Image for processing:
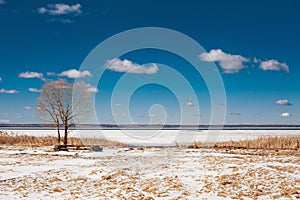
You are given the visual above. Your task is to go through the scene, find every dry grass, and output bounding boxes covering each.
[189,136,300,150]
[0,131,127,147]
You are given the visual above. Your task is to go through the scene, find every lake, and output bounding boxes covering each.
[2,128,300,146]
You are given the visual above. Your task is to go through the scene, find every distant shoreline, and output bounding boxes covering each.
[0,124,300,130]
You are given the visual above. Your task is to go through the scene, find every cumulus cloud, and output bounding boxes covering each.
[0,0,5,5]
[0,89,18,94]
[280,112,291,117]
[85,85,99,93]
[38,3,81,15]
[259,59,289,73]
[28,88,41,93]
[275,99,291,106]
[19,71,44,79]
[0,119,10,123]
[105,58,158,74]
[75,81,99,93]
[199,49,249,74]
[200,49,289,74]
[24,106,32,110]
[58,69,92,78]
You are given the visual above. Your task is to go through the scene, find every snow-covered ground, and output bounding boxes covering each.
[2,129,300,146]
[0,146,299,199]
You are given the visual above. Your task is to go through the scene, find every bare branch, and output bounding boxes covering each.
[37,79,93,145]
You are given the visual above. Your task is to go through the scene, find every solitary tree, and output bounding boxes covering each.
[37,79,93,145]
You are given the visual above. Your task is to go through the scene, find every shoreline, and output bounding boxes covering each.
[1,132,299,152]
[1,129,300,147]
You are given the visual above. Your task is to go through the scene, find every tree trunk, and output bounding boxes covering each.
[57,125,61,144]
[63,125,68,145]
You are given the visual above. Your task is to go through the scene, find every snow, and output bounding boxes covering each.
[0,146,299,199]
[2,129,300,146]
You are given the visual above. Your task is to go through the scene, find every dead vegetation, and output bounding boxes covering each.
[189,136,300,150]
[0,143,299,199]
[1,130,300,151]
[0,131,127,147]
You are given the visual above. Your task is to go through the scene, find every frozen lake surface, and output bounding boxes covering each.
[2,129,300,146]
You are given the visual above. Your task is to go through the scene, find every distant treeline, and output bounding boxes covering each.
[0,124,300,130]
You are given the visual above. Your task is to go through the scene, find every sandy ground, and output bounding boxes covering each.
[0,146,299,200]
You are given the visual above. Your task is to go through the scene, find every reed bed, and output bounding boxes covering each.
[1,130,299,150]
[189,136,300,150]
[0,131,127,147]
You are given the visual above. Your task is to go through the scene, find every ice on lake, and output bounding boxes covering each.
[2,129,300,146]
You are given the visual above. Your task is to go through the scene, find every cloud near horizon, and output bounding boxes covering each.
[280,112,291,117]
[58,69,92,78]
[275,99,291,106]
[185,98,194,106]
[24,106,32,110]
[38,3,82,15]
[199,49,249,74]
[0,0,5,5]
[105,58,158,74]
[0,89,18,94]
[230,112,242,116]
[19,71,44,79]
[0,119,10,123]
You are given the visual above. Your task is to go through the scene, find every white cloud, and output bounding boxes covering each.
[38,3,82,15]
[199,49,249,74]
[38,7,47,13]
[48,18,74,23]
[148,113,155,118]
[185,99,194,106]
[280,112,291,117]
[0,77,2,81]
[200,49,289,74]
[75,81,99,93]
[253,57,259,64]
[275,99,291,106]
[86,85,99,93]
[230,112,241,116]
[105,58,158,74]
[0,89,18,94]
[19,71,44,79]
[59,69,92,78]
[24,106,32,110]
[0,0,5,5]
[28,88,40,93]
[259,59,289,73]
[46,72,55,76]
[0,119,10,123]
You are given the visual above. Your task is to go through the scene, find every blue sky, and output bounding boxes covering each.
[0,0,299,125]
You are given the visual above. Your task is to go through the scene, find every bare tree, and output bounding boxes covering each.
[37,81,62,144]
[37,79,93,145]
